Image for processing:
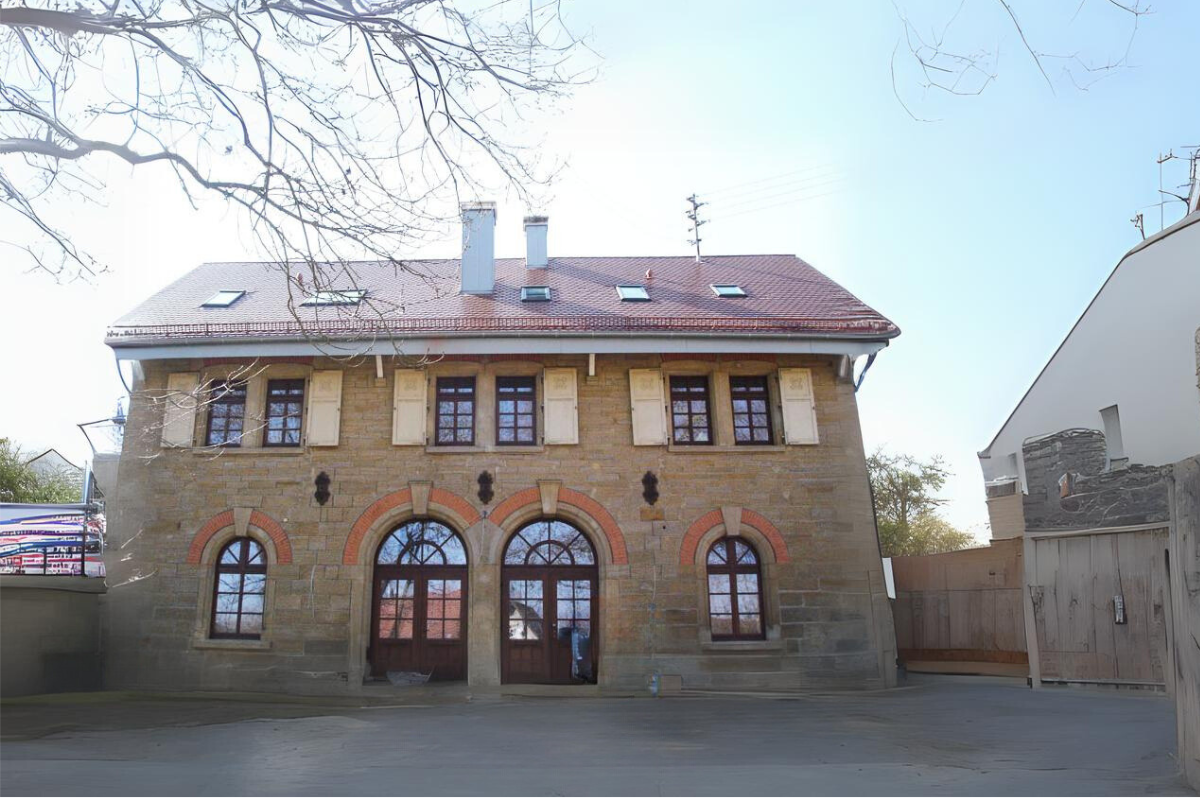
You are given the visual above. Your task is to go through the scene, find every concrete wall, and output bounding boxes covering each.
[1021,430,1170,531]
[104,353,895,696]
[979,211,1200,486]
[0,576,104,697]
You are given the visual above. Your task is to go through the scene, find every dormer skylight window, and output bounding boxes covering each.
[521,286,551,302]
[711,284,747,298]
[201,290,246,308]
[616,285,650,302]
[300,289,366,307]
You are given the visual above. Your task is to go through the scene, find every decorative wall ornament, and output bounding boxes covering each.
[477,470,495,505]
[313,471,331,506]
[642,471,659,506]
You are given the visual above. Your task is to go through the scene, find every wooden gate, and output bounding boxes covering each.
[1025,526,1169,687]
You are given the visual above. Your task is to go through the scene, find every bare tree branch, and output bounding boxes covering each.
[0,0,594,284]
[891,0,1150,117]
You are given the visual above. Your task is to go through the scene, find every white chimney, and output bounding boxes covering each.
[524,215,548,268]
[460,201,496,294]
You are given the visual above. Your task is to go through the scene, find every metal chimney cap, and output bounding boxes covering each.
[523,215,549,226]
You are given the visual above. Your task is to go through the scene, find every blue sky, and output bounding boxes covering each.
[2,0,1196,535]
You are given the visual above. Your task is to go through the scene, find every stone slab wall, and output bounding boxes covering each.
[1022,429,1169,530]
[104,353,895,695]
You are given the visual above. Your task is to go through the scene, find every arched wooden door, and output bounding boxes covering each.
[501,520,598,684]
[370,520,468,681]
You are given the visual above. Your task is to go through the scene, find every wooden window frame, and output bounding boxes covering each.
[263,378,305,448]
[210,538,267,640]
[729,375,775,446]
[706,537,766,641]
[205,380,248,448]
[496,376,537,446]
[668,375,714,445]
[435,376,477,446]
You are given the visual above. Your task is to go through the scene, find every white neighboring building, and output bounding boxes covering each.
[978,206,1200,494]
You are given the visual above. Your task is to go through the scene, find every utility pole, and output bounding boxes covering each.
[685,193,707,262]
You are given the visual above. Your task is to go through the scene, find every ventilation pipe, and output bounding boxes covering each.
[460,202,496,294]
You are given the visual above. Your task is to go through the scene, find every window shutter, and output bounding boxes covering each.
[629,368,667,446]
[161,372,200,448]
[392,369,427,445]
[778,368,819,444]
[306,370,343,446]
[543,368,579,445]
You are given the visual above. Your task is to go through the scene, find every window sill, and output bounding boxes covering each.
[700,639,785,654]
[190,446,307,456]
[425,444,546,454]
[667,444,787,453]
[193,637,272,651]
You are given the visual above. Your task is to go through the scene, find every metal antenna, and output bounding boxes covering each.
[685,193,707,262]
[1130,212,1144,241]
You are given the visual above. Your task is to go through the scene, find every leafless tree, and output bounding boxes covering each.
[0,0,591,282]
[892,0,1151,121]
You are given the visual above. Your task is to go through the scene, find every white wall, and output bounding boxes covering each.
[980,212,1200,484]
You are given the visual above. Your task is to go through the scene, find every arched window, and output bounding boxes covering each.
[706,537,764,640]
[211,538,267,639]
[503,520,595,565]
[376,520,467,566]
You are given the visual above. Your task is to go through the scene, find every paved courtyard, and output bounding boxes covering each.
[0,676,1190,796]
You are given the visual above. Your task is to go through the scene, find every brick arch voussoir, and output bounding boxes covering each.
[679,508,790,565]
[186,509,293,565]
[342,487,482,566]
[487,487,628,565]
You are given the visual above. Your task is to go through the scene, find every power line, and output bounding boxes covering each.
[707,170,842,207]
[704,163,834,197]
[719,188,844,221]
[709,175,844,212]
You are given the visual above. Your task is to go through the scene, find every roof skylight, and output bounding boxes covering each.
[616,285,650,302]
[201,290,246,308]
[711,284,747,298]
[300,289,367,307]
[521,286,551,302]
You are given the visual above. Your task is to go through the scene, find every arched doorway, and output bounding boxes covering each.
[370,519,468,681]
[501,519,598,684]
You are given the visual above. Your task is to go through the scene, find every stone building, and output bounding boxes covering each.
[102,205,900,695]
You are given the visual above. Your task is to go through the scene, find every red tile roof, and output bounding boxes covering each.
[106,255,899,344]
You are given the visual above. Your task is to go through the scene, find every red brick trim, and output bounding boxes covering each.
[740,509,790,563]
[341,487,482,565]
[679,510,723,566]
[430,488,483,528]
[186,509,293,565]
[487,487,540,528]
[488,487,629,565]
[679,508,790,565]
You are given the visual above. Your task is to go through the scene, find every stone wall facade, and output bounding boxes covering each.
[1021,429,1169,531]
[104,352,896,695]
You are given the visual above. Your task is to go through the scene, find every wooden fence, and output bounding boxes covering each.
[1167,456,1200,790]
[892,537,1027,673]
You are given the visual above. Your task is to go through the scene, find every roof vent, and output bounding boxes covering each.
[524,215,548,269]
